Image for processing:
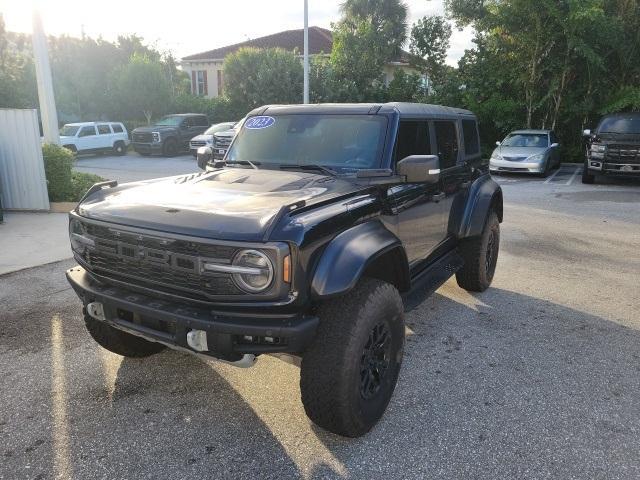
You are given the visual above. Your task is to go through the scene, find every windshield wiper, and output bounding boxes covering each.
[227,159,260,169]
[279,164,338,177]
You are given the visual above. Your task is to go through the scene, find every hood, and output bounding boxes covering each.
[133,125,177,133]
[77,168,363,241]
[190,134,213,142]
[214,129,236,139]
[494,146,547,159]
[59,135,74,141]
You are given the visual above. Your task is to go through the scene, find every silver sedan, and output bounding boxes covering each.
[490,129,561,176]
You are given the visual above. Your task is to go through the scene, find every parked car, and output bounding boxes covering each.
[211,122,243,161]
[60,122,129,155]
[66,102,502,438]
[490,129,561,176]
[582,112,640,184]
[189,122,236,157]
[131,114,209,157]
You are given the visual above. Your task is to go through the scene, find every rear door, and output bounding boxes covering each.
[389,120,448,267]
[96,124,113,149]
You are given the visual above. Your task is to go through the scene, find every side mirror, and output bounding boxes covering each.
[582,129,591,137]
[550,142,559,148]
[496,141,501,146]
[196,146,213,170]
[397,155,440,184]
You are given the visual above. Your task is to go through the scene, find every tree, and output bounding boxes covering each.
[409,15,452,85]
[386,69,426,102]
[114,53,171,124]
[330,0,408,98]
[223,47,303,111]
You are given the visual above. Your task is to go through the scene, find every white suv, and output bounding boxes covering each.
[60,122,130,155]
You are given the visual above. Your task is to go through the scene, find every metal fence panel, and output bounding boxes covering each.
[0,108,50,210]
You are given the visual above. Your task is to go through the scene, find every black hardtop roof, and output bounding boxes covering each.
[250,103,476,120]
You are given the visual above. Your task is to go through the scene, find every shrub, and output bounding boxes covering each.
[42,144,105,202]
[42,143,74,201]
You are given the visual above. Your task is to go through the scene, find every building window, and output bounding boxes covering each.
[217,70,223,96]
[195,70,208,96]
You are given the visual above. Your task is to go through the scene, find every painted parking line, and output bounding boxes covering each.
[565,165,581,185]
[544,168,563,184]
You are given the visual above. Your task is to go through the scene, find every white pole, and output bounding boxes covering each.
[32,11,60,145]
[303,0,309,104]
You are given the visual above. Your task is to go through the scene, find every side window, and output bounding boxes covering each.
[97,124,111,135]
[550,131,558,144]
[434,121,459,169]
[111,124,123,133]
[78,126,96,137]
[182,118,192,128]
[393,121,431,164]
[461,120,479,156]
[195,116,209,127]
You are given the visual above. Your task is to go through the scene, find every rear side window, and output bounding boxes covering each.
[97,124,111,135]
[394,121,431,163]
[434,121,459,169]
[197,116,209,126]
[462,120,479,156]
[111,124,123,133]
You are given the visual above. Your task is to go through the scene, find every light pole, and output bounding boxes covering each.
[303,0,309,104]
[32,11,60,145]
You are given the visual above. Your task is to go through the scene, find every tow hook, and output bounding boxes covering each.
[86,301,106,321]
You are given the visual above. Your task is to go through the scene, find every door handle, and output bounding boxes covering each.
[433,192,446,202]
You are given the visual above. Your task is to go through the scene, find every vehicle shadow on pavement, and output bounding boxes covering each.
[309,284,640,479]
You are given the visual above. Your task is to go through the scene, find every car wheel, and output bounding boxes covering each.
[581,161,595,184]
[539,159,551,178]
[84,315,165,357]
[456,209,500,292]
[300,278,404,437]
[63,144,77,154]
[162,138,178,157]
[113,141,126,156]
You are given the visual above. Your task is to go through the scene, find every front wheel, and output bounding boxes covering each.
[162,138,179,157]
[300,278,404,437]
[456,210,500,292]
[113,141,126,156]
[582,162,595,184]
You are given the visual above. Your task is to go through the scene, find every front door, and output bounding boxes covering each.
[75,125,98,151]
[389,120,448,267]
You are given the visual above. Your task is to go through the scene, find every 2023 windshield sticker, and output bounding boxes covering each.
[245,116,275,129]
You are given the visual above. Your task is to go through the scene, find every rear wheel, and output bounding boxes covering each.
[456,210,500,292]
[112,141,126,156]
[162,138,179,157]
[300,278,404,437]
[84,315,165,357]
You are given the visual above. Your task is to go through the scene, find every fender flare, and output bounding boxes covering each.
[311,221,408,299]
[455,174,503,238]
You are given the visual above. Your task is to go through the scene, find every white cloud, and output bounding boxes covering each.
[0,0,474,65]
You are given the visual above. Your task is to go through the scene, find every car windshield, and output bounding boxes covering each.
[60,125,80,136]
[226,114,388,172]
[598,115,640,134]
[205,123,235,135]
[154,116,184,126]
[502,133,548,148]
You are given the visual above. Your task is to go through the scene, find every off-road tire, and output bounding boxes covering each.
[84,315,165,357]
[113,141,126,156]
[582,162,595,184]
[300,278,405,437]
[456,210,500,292]
[162,138,179,157]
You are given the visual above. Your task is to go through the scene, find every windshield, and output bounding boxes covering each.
[60,125,80,136]
[205,123,235,135]
[226,114,388,172]
[597,115,640,134]
[502,133,548,148]
[154,116,184,126]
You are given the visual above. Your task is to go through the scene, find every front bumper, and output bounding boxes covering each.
[66,266,319,361]
[586,158,640,176]
[489,158,544,173]
[132,142,163,154]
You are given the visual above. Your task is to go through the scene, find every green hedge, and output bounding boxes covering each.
[42,144,105,202]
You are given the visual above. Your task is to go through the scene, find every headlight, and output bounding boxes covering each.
[527,153,544,163]
[490,152,503,161]
[590,144,606,153]
[152,132,161,142]
[231,249,274,292]
[69,218,94,253]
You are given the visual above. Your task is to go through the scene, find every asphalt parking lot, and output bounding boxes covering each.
[2,159,640,479]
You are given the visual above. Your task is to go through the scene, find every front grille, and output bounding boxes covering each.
[605,145,640,165]
[190,140,207,148]
[82,223,243,298]
[133,132,152,143]
[214,136,232,148]
[503,156,527,162]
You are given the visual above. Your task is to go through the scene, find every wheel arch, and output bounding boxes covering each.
[310,221,410,300]
[454,174,503,239]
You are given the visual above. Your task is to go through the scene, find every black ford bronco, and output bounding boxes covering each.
[131,113,210,157]
[583,112,640,183]
[66,103,503,437]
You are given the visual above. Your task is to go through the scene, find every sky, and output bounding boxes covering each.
[0,0,474,66]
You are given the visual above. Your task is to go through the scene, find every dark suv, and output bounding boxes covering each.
[131,114,209,156]
[66,103,503,437]
[583,112,640,183]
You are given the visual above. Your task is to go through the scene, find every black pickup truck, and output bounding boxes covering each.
[131,113,209,156]
[66,103,503,437]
